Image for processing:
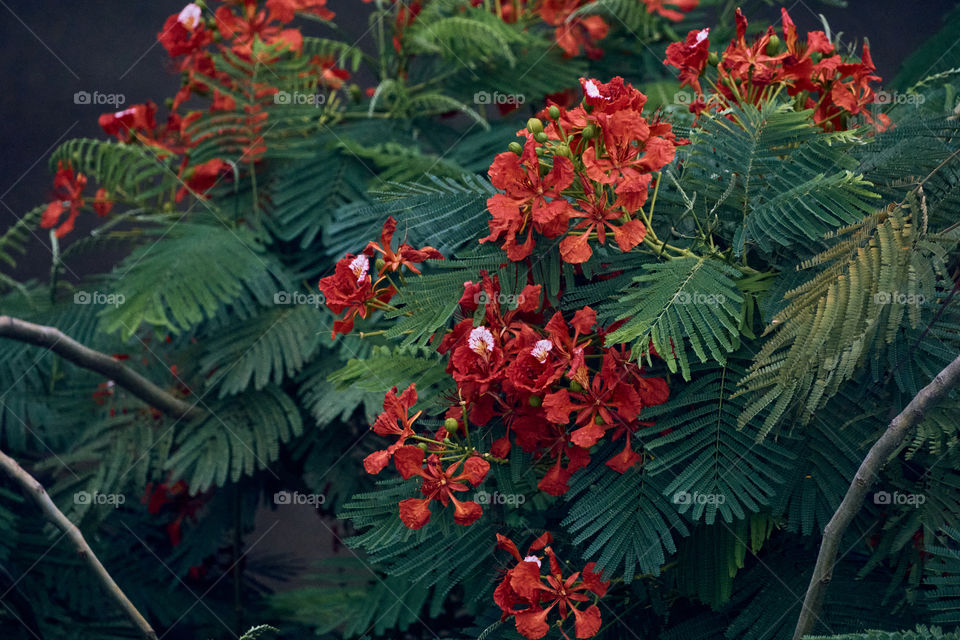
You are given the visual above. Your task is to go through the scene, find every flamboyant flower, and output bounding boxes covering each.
[158,3,212,58]
[41,162,89,238]
[642,0,698,22]
[559,188,646,264]
[176,158,230,201]
[481,135,575,260]
[364,216,444,275]
[364,384,422,474]
[99,102,158,140]
[215,0,304,57]
[664,28,711,93]
[539,0,609,59]
[494,534,609,639]
[394,446,490,528]
[265,0,334,23]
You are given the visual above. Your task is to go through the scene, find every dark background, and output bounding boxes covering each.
[1,0,957,282]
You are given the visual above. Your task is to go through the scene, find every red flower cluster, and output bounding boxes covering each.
[318,217,444,337]
[495,533,609,639]
[665,8,889,130]
[482,77,680,263]
[40,162,113,238]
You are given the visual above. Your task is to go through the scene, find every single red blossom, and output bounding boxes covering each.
[664,28,711,94]
[99,102,158,140]
[215,0,303,57]
[394,446,490,528]
[579,76,648,115]
[92,188,114,217]
[559,187,646,264]
[643,0,698,22]
[481,135,575,260]
[318,253,395,338]
[176,157,230,201]
[265,0,334,23]
[539,0,609,58]
[41,162,89,238]
[364,216,444,275]
[363,384,422,474]
[158,3,212,58]
[309,55,350,89]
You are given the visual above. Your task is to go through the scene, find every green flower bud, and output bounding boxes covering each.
[708,51,720,67]
[533,131,548,143]
[527,117,544,134]
[535,147,546,156]
[442,437,454,446]
[581,124,597,139]
[508,141,524,155]
[528,395,543,407]
[594,415,605,425]
[765,34,782,56]
[443,417,459,431]
[554,144,571,158]
[548,105,561,120]
[417,442,429,450]
[569,380,584,393]
[375,258,386,273]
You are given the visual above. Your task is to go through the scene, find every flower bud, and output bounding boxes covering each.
[533,131,548,143]
[535,147,546,157]
[547,105,561,120]
[417,442,429,450]
[508,141,523,155]
[708,51,720,66]
[581,124,597,139]
[375,258,386,272]
[527,117,544,134]
[766,34,781,56]
[528,395,542,407]
[442,437,454,445]
[594,415,605,425]
[554,144,571,158]
[443,417,459,431]
[569,380,584,393]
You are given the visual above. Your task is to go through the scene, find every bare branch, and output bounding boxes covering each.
[0,448,158,640]
[793,353,960,640]
[0,315,203,421]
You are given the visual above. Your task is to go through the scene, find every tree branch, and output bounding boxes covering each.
[0,315,203,422]
[793,353,960,640]
[0,448,158,640]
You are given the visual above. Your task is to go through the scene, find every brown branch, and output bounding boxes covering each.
[0,315,203,422]
[0,448,157,639]
[793,353,960,640]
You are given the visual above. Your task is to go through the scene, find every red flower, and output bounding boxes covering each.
[664,28,711,94]
[363,384,422,474]
[158,3,212,58]
[643,0,698,22]
[310,55,350,89]
[41,162,88,238]
[539,0,608,58]
[215,0,303,57]
[394,446,490,528]
[364,216,444,276]
[265,0,334,23]
[494,535,609,639]
[176,158,230,201]
[481,135,575,261]
[559,188,646,264]
[98,102,158,140]
[318,253,395,337]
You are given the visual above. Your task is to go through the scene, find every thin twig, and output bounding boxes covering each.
[793,353,960,640]
[0,315,203,421]
[0,448,158,639]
